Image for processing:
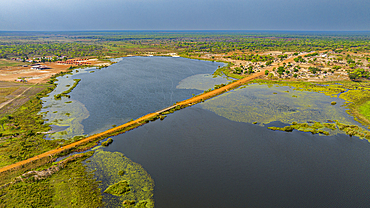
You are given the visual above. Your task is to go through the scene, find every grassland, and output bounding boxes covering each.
[0,59,24,68]
[0,151,103,208]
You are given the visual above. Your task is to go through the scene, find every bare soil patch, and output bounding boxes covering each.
[0,59,108,84]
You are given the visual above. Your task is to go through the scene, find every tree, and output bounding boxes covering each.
[332,65,342,70]
[277,66,285,75]
[308,66,320,74]
[268,73,275,79]
[348,68,370,80]
[349,63,357,69]
[265,70,269,75]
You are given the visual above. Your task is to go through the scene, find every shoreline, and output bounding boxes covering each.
[2,52,370,184]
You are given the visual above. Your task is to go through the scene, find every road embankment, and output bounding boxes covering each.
[0,55,297,181]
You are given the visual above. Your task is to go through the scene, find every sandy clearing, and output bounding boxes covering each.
[0,59,110,84]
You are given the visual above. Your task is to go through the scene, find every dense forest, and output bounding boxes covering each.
[1,31,370,59]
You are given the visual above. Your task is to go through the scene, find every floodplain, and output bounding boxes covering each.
[1,31,370,207]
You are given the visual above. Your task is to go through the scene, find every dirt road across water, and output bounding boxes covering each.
[0,55,298,176]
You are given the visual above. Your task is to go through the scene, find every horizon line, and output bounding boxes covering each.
[1,29,370,33]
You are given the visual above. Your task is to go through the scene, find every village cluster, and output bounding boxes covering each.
[212,51,370,81]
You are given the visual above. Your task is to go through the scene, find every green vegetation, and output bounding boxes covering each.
[61,79,81,95]
[213,63,245,79]
[269,120,370,139]
[228,53,273,62]
[0,85,61,168]
[86,147,154,207]
[2,31,370,207]
[268,121,330,135]
[308,66,321,74]
[101,138,113,147]
[253,80,370,127]
[0,42,103,59]
[304,52,319,57]
[0,59,24,68]
[104,180,131,196]
[293,56,306,63]
[54,79,81,100]
[348,68,370,80]
[0,151,103,207]
[359,101,370,122]
[201,80,370,135]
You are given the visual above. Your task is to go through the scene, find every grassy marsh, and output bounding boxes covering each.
[0,151,103,208]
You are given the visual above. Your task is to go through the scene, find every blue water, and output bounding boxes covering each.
[69,56,225,135]
[105,105,370,208]
[58,56,370,207]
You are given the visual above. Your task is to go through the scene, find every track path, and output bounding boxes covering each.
[0,83,38,110]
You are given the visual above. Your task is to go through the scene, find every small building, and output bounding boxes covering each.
[15,79,27,82]
[31,65,49,70]
[31,65,41,70]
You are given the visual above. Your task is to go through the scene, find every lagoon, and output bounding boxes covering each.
[42,56,227,138]
[43,56,370,207]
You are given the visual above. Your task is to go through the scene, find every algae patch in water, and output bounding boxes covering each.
[176,73,230,91]
[268,120,370,140]
[104,180,131,196]
[201,84,356,128]
[43,99,89,139]
[86,147,154,208]
[41,73,90,139]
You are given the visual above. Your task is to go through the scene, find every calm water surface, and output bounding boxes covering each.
[46,57,370,207]
[70,56,225,135]
[105,106,370,208]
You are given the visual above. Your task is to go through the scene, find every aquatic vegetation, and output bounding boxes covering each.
[176,73,229,91]
[41,74,89,139]
[86,147,154,207]
[104,180,131,196]
[202,80,370,134]
[268,122,330,135]
[53,79,81,100]
[268,120,370,139]
[101,138,113,147]
[201,83,355,128]
[41,68,97,140]
[252,80,370,127]
[123,200,136,206]
[61,79,81,95]
[43,99,89,139]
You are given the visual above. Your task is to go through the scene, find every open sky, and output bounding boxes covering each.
[0,0,369,31]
